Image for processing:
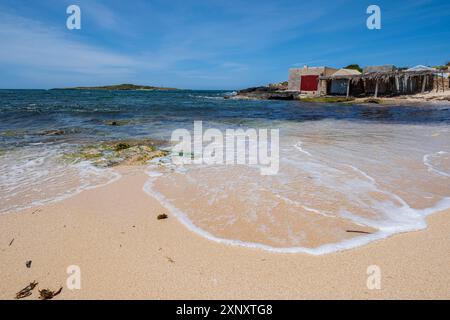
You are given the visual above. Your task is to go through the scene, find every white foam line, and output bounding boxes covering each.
[345,164,376,184]
[142,171,450,255]
[274,194,334,218]
[145,178,392,254]
[293,142,312,157]
[423,151,450,177]
[141,144,450,255]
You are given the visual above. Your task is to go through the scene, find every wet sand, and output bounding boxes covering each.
[0,166,449,300]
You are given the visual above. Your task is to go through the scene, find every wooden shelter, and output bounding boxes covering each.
[319,69,436,98]
[329,68,362,95]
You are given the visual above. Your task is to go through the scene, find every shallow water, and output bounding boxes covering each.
[145,120,450,253]
[1,89,449,253]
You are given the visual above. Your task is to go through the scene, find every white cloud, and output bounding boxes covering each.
[0,12,137,76]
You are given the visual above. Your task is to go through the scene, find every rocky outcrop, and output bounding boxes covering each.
[233,86,297,100]
[62,139,169,167]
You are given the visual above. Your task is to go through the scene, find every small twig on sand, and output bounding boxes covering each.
[346,230,372,234]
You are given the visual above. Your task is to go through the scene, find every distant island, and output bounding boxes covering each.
[52,84,179,91]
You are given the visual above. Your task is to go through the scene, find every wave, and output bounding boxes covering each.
[143,164,450,254]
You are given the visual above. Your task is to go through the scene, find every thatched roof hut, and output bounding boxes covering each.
[406,65,435,72]
[323,70,433,83]
[333,68,362,76]
[363,65,396,74]
[320,69,436,97]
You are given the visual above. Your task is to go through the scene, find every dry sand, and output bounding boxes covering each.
[0,166,449,300]
[354,90,450,105]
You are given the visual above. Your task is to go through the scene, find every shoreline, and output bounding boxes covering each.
[233,87,450,104]
[1,166,449,299]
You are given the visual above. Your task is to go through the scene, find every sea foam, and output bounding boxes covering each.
[0,144,121,214]
[141,120,450,255]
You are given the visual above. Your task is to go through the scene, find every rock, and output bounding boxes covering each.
[84,148,103,157]
[267,92,295,100]
[105,120,131,126]
[41,129,65,136]
[363,98,381,104]
[235,86,295,100]
[157,214,168,220]
[62,139,169,167]
[114,142,131,151]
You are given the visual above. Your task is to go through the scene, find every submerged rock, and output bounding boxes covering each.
[105,120,132,126]
[40,129,65,136]
[114,142,131,151]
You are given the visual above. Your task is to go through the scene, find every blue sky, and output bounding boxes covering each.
[0,0,449,89]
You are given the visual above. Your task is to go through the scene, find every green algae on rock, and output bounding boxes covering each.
[62,140,169,167]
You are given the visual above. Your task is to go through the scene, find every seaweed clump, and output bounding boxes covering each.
[15,281,38,299]
[39,287,63,300]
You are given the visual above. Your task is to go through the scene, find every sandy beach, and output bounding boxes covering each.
[1,166,449,300]
[1,0,449,304]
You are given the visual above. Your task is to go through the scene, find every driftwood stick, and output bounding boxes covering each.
[346,230,372,235]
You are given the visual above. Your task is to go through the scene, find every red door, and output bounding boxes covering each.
[300,75,319,91]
